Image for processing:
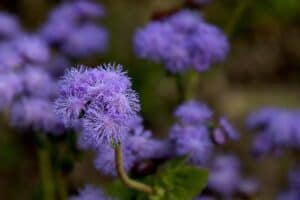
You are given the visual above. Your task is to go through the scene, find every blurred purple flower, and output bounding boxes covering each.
[133,10,229,73]
[14,35,50,63]
[208,155,241,197]
[11,97,64,135]
[70,185,111,200]
[170,124,213,166]
[246,107,300,155]
[0,42,24,72]
[0,12,22,39]
[21,66,57,98]
[0,72,23,110]
[61,24,108,57]
[174,100,213,124]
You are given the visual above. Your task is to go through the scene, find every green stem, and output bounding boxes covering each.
[37,135,55,200]
[225,0,250,39]
[185,72,200,100]
[115,145,154,194]
[56,171,68,200]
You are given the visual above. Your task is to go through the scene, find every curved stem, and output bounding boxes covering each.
[115,145,154,194]
[37,135,55,200]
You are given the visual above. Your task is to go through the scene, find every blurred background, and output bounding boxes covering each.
[0,0,299,199]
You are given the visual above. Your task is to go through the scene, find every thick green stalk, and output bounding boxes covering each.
[37,135,55,200]
[115,145,153,194]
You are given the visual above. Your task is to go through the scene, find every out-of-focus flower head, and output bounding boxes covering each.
[11,97,65,135]
[170,124,213,166]
[61,24,108,58]
[208,155,241,197]
[0,12,22,39]
[69,185,112,200]
[0,72,23,110]
[21,66,58,98]
[134,10,229,73]
[276,168,300,200]
[246,107,300,156]
[13,35,50,64]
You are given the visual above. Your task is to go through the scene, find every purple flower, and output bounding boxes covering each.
[94,143,134,176]
[70,185,111,200]
[217,117,239,140]
[0,42,24,72]
[0,72,23,110]
[246,107,300,155]
[238,178,259,196]
[11,97,64,135]
[0,12,21,39]
[55,64,140,145]
[133,10,229,73]
[277,169,300,200]
[14,35,50,63]
[93,115,168,176]
[170,124,213,166]
[45,54,70,77]
[61,24,108,57]
[174,100,213,124]
[208,155,241,197]
[21,66,57,98]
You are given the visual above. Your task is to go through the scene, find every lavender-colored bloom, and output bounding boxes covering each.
[94,143,134,176]
[277,169,300,200]
[69,185,111,200]
[40,19,75,44]
[21,66,57,98]
[0,72,23,110]
[194,196,215,200]
[175,100,213,124]
[246,108,300,155]
[0,42,24,71]
[94,115,168,176]
[218,117,239,140]
[61,24,108,57]
[73,1,105,19]
[170,124,213,166]
[14,35,50,63]
[133,10,229,73]
[11,97,64,134]
[55,64,140,145]
[0,12,21,39]
[45,54,70,77]
[208,155,241,197]
[212,127,226,145]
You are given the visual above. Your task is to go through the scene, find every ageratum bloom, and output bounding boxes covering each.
[277,169,300,200]
[55,64,140,146]
[246,107,300,155]
[14,35,50,63]
[70,185,112,200]
[61,24,108,58]
[0,12,21,39]
[208,155,242,198]
[0,72,23,110]
[134,10,229,73]
[93,115,169,176]
[21,66,57,98]
[170,124,213,166]
[0,42,24,72]
[11,97,64,135]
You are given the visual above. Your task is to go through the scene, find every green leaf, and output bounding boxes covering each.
[149,158,209,200]
[106,180,136,200]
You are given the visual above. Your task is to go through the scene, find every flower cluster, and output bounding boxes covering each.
[40,0,108,58]
[169,100,239,166]
[93,115,169,176]
[134,10,229,73]
[246,107,300,156]
[55,64,140,146]
[0,0,108,135]
[70,185,112,200]
[277,169,300,200]
[196,155,258,199]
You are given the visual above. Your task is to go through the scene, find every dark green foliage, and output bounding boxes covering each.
[106,157,209,200]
